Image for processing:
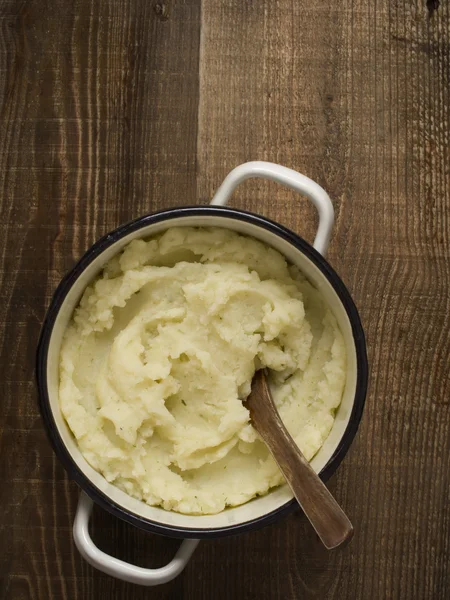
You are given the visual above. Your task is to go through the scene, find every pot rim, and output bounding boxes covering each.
[36,205,368,539]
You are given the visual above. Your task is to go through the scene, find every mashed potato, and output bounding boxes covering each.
[60,227,346,515]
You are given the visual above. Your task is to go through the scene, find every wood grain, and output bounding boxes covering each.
[0,0,449,598]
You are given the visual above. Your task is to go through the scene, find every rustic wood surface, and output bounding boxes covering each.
[0,0,449,598]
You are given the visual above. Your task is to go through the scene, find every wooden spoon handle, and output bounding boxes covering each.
[250,372,353,549]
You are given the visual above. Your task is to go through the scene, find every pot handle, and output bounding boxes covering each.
[210,161,334,256]
[73,492,200,586]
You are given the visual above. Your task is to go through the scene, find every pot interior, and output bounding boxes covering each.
[44,212,361,532]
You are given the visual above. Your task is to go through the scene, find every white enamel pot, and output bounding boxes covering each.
[36,162,368,586]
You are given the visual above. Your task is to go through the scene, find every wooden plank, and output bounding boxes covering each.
[197,1,450,599]
[0,1,201,599]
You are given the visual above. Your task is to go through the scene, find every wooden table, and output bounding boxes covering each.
[1,1,449,598]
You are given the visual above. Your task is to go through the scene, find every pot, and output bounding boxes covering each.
[36,161,368,586]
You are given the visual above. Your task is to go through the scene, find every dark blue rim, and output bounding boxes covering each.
[36,206,368,539]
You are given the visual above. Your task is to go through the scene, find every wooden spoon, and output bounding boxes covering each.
[245,369,353,549]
